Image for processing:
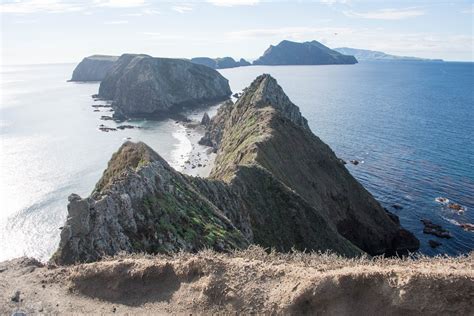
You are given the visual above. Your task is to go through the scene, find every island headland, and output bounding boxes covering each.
[97,54,231,120]
[253,40,358,65]
[70,55,119,82]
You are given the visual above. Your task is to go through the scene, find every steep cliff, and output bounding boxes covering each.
[53,74,418,265]
[98,54,232,119]
[52,142,248,265]
[202,74,418,256]
[70,55,118,81]
[253,40,357,65]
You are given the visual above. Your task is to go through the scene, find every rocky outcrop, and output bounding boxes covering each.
[191,57,252,69]
[334,47,444,62]
[52,142,247,265]
[53,74,418,265]
[253,40,357,65]
[201,74,418,256]
[98,54,231,119]
[70,55,118,81]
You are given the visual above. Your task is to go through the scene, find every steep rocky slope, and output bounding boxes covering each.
[70,55,118,81]
[53,74,418,265]
[98,54,231,119]
[2,249,472,315]
[253,40,357,65]
[202,74,418,256]
[191,57,251,69]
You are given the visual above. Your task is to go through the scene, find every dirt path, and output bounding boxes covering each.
[1,248,473,315]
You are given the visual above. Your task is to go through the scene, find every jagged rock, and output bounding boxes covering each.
[70,55,118,82]
[98,54,231,119]
[253,40,357,65]
[201,113,211,126]
[429,240,442,248]
[392,204,403,210]
[202,74,418,256]
[421,219,452,239]
[53,74,419,265]
[52,142,248,265]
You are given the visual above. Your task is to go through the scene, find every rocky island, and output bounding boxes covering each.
[70,55,119,81]
[253,40,358,65]
[191,57,251,69]
[97,54,231,119]
[334,47,444,62]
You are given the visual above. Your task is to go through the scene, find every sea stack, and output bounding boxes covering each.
[97,54,232,119]
[253,40,358,65]
[70,55,119,81]
[53,74,418,265]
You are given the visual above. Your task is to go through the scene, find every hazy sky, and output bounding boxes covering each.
[1,0,473,65]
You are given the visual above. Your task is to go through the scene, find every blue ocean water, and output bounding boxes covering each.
[0,61,472,261]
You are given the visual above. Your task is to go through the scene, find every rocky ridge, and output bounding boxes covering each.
[253,40,357,65]
[53,74,418,265]
[70,55,119,81]
[98,54,232,119]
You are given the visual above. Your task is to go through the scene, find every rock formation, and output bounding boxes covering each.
[98,54,232,119]
[334,47,444,62]
[53,74,418,265]
[70,55,118,81]
[191,57,251,69]
[253,40,357,65]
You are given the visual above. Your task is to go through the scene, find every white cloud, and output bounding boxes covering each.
[320,0,350,4]
[0,0,84,14]
[103,20,129,24]
[172,5,193,13]
[343,8,425,20]
[228,26,353,41]
[94,0,147,8]
[207,0,259,7]
[461,7,473,14]
[142,32,183,40]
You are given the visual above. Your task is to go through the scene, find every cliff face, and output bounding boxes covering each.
[70,55,118,81]
[253,40,357,65]
[53,74,418,265]
[191,57,251,69]
[98,54,232,119]
[52,142,247,265]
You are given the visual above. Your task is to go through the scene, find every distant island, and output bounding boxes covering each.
[334,47,444,62]
[70,55,118,82]
[253,40,358,65]
[97,54,231,120]
[191,57,251,69]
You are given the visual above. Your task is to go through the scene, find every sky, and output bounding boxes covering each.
[1,0,473,65]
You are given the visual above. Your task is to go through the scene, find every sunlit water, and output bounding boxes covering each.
[0,61,472,261]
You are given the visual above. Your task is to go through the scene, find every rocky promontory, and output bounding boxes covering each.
[191,57,251,69]
[70,55,118,81]
[253,40,357,65]
[97,54,231,119]
[53,74,418,265]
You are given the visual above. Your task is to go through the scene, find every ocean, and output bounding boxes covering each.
[0,61,472,261]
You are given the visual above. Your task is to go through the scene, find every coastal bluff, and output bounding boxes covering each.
[97,54,231,119]
[253,40,357,65]
[70,55,118,81]
[53,74,418,265]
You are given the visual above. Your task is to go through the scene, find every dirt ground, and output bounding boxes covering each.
[1,247,473,315]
